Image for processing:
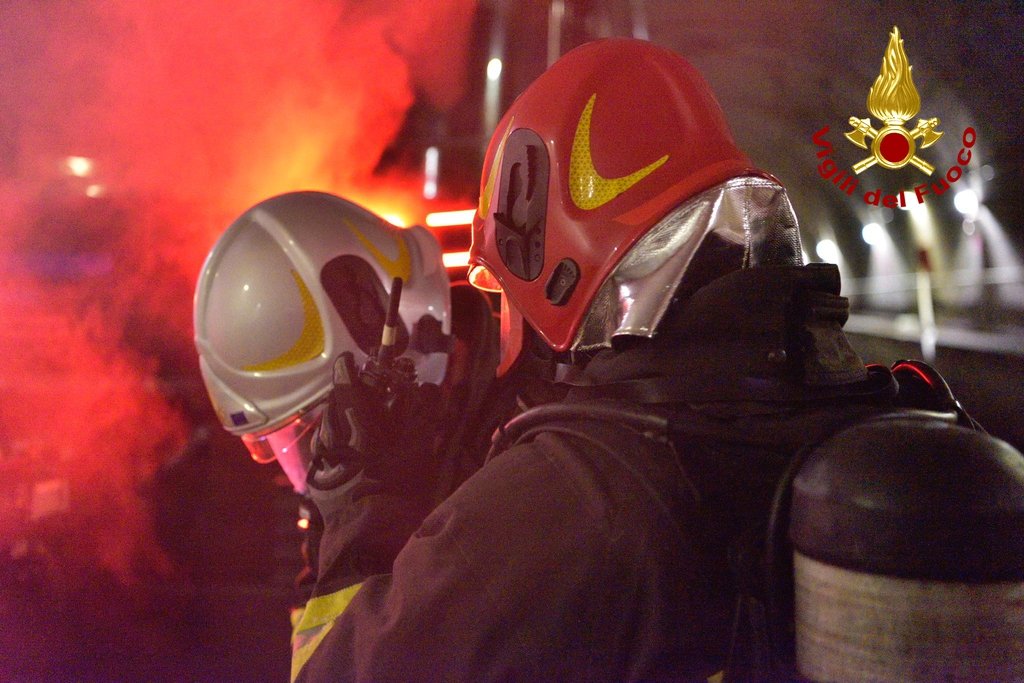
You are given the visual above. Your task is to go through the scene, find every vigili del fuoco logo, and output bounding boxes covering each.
[812,26,976,208]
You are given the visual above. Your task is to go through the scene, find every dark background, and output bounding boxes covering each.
[0,1,1020,680]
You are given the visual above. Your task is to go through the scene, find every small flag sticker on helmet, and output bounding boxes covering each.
[230,412,248,426]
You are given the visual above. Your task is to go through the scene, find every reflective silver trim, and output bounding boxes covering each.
[572,176,803,351]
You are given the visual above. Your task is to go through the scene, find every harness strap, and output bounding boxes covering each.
[560,363,896,405]
[487,401,670,462]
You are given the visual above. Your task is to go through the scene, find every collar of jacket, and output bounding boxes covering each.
[566,264,892,404]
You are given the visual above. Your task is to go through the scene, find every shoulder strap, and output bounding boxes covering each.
[488,399,701,530]
[487,400,671,461]
[561,362,898,405]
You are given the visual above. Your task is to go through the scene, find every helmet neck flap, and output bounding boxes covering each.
[574,175,803,351]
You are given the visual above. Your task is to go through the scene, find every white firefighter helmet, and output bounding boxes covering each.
[194,191,450,492]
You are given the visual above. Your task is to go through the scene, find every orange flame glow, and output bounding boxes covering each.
[0,0,479,589]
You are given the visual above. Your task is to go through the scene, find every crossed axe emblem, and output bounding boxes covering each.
[845,117,943,175]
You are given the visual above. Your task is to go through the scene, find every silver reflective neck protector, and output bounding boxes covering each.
[573,176,804,352]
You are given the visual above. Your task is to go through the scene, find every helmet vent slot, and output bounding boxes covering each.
[494,128,548,281]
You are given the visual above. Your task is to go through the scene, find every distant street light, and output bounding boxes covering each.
[861,223,885,246]
[816,238,840,263]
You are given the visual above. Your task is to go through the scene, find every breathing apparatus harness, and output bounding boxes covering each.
[486,358,980,682]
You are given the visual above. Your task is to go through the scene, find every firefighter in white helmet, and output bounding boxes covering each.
[194,191,527,613]
[194,191,452,495]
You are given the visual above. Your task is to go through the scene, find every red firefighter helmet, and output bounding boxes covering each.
[470,38,798,373]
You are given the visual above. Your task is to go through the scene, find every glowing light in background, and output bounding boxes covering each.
[8,0,479,224]
[423,146,439,200]
[486,57,503,81]
[85,184,105,198]
[442,251,471,269]
[949,187,985,310]
[424,208,475,269]
[65,155,94,177]
[975,205,1024,309]
[954,189,980,218]
[483,42,504,149]
[908,197,930,221]
[382,214,409,228]
[855,218,912,310]
[425,209,475,227]
[861,222,885,246]
[950,220,985,307]
[815,238,840,263]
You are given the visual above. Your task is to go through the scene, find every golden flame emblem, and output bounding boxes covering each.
[867,27,921,126]
[844,27,943,175]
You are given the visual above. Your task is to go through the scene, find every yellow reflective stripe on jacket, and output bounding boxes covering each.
[291,583,363,682]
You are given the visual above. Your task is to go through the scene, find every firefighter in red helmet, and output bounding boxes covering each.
[294,38,1011,682]
[462,37,1021,682]
[468,37,788,375]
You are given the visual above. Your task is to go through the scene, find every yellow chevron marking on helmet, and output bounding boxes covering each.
[569,94,669,210]
[344,219,411,282]
[243,270,324,372]
[478,117,514,219]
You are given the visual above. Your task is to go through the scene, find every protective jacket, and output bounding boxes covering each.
[293,264,898,682]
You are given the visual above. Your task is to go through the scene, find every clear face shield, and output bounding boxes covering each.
[240,402,325,495]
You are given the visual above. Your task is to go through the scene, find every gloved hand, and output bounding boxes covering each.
[307,351,443,495]
[305,352,444,586]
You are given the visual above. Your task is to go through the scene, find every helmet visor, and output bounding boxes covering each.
[241,403,325,494]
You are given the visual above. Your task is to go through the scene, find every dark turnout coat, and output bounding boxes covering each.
[294,264,896,682]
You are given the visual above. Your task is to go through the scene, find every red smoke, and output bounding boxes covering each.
[0,273,185,584]
[0,0,478,584]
